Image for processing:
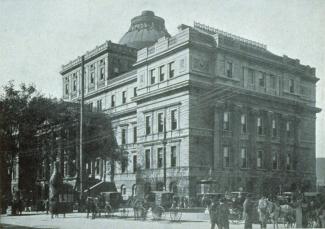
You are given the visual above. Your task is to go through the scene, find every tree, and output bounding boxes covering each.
[0,81,40,197]
[0,80,126,202]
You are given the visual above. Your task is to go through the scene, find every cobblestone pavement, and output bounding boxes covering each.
[0,212,291,229]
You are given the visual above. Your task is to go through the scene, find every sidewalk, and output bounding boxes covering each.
[0,211,289,229]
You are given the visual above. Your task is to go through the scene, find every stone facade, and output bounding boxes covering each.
[59,14,320,199]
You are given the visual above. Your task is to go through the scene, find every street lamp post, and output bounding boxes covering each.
[79,55,85,200]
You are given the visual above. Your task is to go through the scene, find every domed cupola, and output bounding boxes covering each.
[119,11,170,50]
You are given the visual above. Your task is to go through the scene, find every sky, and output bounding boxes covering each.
[0,0,324,157]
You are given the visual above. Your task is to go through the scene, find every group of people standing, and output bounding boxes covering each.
[209,194,282,229]
[208,198,230,229]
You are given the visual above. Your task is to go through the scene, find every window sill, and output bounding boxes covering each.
[256,168,267,171]
[283,90,299,96]
[240,167,249,170]
[217,75,240,82]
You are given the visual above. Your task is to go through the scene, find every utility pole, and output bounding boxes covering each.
[80,56,85,200]
[163,116,167,191]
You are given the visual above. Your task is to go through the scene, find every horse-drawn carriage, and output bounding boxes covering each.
[131,191,183,221]
[146,191,179,221]
[85,191,130,219]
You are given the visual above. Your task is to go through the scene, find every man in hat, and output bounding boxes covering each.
[209,197,220,229]
[243,194,254,229]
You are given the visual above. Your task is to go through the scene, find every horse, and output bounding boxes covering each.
[267,200,280,229]
[49,200,66,219]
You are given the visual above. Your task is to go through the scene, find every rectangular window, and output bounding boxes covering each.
[241,148,247,168]
[121,129,126,145]
[133,127,137,143]
[97,99,102,112]
[259,73,266,87]
[122,91,127,104]
[121,159,127,173]
[248,69,254,84]
[272,119,277,137]
[146,116,151,135]
[286,153,291,170]
[145,149,150,169]
[133,87,137,97]
[95,159,100,175]
[133,155,137,173]
[286,121,291,138]
[150,69,156,84]
[171,146,176,167]
[89,102,93,112]
[223,146,230,168]
[73,79,77,91]
[100,67,105,80]
[158,113,164,133]
[159,65,165,81]
[241,114,247,134]
[171,110,178,130]
[168,62,175,78]
[64,161,68,177]
[65,84,69,95]
[111,95,115,107]
[223,112,230,131]
[272,151,279,170]
[157,148,163,168]
[86,162,91,175]
[257,150,263,169]
[289,79,295,93]
[257,117,264,135]
[90,72,95,84]
[226,61,233,78]
[270,75,276,89]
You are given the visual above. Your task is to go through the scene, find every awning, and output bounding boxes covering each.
[84,181,117,197]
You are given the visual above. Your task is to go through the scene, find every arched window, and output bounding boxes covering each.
[132,184,137,196]
[120,185,126,195]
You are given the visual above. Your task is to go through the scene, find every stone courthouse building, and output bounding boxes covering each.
[58,11,320,199]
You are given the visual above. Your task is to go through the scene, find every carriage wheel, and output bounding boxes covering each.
[120,208,129,217]
[169,208,182,221]
[152,206,165,220]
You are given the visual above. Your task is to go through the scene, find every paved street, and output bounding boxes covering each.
[0,212,292,229]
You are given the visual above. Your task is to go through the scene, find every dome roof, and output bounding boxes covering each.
[119,11,170,50]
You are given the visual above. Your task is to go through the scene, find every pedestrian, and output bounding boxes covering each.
[270,199,281,229]
[257,194,268,229]
[243,194,254,229]
[209,198,220,229]
[45,199,49,214]
[217,198,230,229]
